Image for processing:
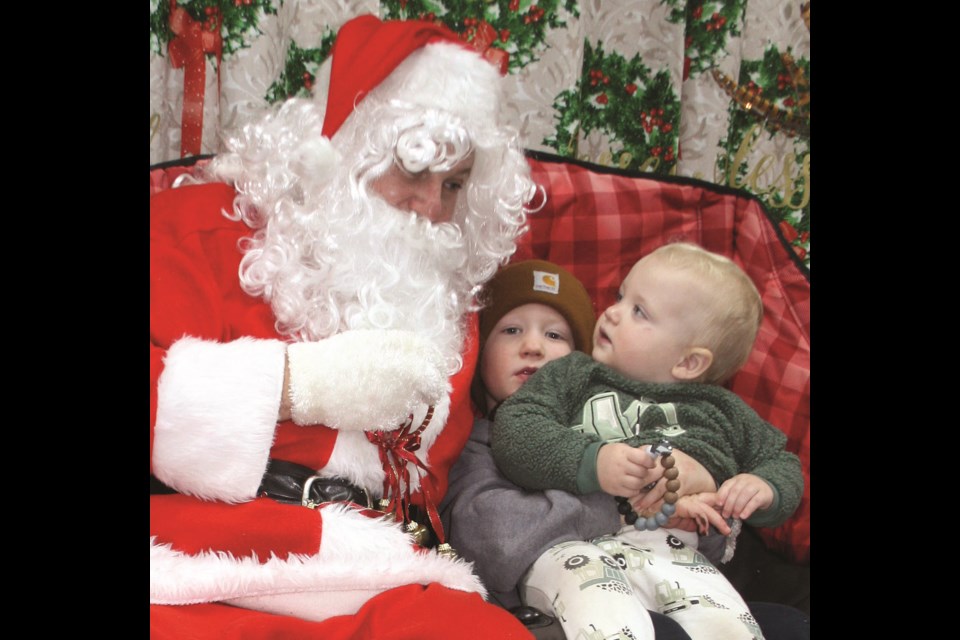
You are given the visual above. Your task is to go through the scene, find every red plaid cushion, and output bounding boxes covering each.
[149,156,212,197]
[149,153,811,565]
[517,151,810,565]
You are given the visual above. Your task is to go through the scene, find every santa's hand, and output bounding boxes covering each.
[285,329,448,431]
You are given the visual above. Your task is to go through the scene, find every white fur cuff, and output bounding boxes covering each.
[286,329,447,431]
[154,336,287,502]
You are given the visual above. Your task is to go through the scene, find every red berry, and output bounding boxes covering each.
[625,83,637,95]
[596,93,609,105]
[779,220,799,242]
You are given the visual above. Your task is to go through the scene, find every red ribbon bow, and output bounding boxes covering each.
[463,20,509,76]
[365,406,446,544]
[167,1,223,157]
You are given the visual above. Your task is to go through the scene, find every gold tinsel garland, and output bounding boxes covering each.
[712,3,810,138]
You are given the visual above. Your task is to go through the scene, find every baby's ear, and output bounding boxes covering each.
[672,347,713,381]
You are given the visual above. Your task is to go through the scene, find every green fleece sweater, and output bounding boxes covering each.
[491,351,802,528]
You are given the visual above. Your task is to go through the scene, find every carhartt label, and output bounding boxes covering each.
[533,270,560,294]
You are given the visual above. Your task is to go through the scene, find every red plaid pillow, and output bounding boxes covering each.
[517,151,810,565]
[149,153,811,564]
[149,156,213,197]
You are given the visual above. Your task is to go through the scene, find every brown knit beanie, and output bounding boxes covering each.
[472,259,597,412]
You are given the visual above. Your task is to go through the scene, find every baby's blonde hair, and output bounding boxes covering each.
[646,243,763,384]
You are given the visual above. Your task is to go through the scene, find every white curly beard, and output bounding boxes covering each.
[245,177,474,375]
[208,94,534,375]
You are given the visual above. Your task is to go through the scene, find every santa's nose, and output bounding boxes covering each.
[410,179,448,223]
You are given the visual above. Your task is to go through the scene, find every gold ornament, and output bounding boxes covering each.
[712,62,809,138]
[404,520,430,546]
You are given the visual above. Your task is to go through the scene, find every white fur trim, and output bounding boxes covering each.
[154,336,286,502]
[150,504,485,622]
[363,42,502,131]
[289,135,338,182]
[287,329,447,431]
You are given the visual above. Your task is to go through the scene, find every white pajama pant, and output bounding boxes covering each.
[521,526,763,640]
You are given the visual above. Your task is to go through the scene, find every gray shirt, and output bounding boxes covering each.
[440,416,733,608]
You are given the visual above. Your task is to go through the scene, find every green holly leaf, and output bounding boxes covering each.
[264,33,337,104]
[545,40,681,173]
[380,0,579,73]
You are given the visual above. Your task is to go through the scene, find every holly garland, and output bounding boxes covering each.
[265,34,338,104]
[544,39,682,175]
[150,0,279,58]
[380,0,579,73]
[662,0,747,79]
[716,47,810,263]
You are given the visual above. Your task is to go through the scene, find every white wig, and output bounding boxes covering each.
[201,41,537,373]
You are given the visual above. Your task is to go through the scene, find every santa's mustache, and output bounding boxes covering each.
[245,185,473,372]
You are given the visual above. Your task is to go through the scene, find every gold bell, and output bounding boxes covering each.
[404,520,430,546]
[436,542,458,560]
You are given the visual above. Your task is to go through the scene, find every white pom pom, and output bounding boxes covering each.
[291,136,339,179]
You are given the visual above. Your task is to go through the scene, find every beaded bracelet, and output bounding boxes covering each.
[615,439,680,531]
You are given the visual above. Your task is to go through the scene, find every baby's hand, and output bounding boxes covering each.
[667,493,731,536]
[715,473,773,520]
[597,443,658,497]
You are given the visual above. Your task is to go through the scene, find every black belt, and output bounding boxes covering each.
[257,458,374,509]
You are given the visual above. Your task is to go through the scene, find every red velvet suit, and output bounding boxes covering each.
[150,182,531,638]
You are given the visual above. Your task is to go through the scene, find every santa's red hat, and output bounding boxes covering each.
[321,15,504,139]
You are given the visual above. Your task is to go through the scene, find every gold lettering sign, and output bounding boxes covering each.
[724,123,810,211]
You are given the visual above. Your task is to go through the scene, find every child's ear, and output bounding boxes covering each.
[672,347,713,381]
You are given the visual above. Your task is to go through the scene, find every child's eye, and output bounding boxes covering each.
[502,327,520,335]
[615,292,624,302]
[546,331,565,341]
[633,305,648,320]
[444,179,464,192]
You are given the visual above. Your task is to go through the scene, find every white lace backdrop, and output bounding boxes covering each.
[149,0,810,266]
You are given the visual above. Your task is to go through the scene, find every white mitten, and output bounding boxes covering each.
[286,329,448,431]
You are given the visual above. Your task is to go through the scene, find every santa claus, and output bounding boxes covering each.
[150,15,538,639]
